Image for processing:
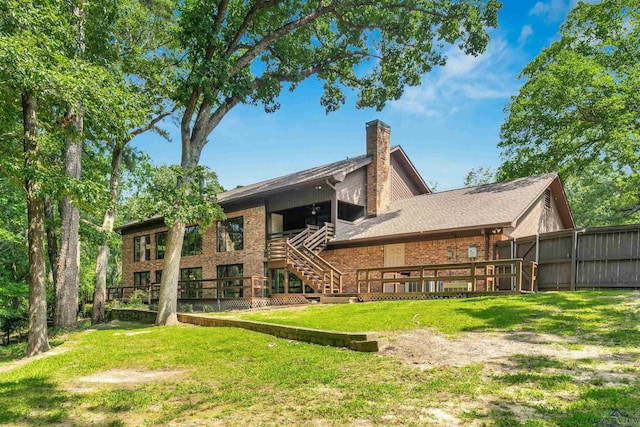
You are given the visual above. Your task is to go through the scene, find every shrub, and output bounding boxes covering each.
[80,304,93,319]
[202,305,215,313]
[127,289,148,308]
[182,304,193,313]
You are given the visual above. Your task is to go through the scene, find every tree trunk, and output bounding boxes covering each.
[155,221,186,325]
[154,130,207,326]
[54,113,81,329]
[44,196,59,286]
[92,143,123,324]
[23,91,50,357]
[54,0,85,329]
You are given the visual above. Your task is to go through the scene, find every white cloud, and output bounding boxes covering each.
[390,38,518,119]
[529,0,570,23]
[529,1,550,16]
[518,25,534,45]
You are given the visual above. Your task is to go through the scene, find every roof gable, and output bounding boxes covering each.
[217,154,371,204]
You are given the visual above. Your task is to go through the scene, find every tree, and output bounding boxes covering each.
[498,0,640,226]
[153,0,501,325]
[87,0,179,324]
[0,0,151,354]
[464,166,495,187]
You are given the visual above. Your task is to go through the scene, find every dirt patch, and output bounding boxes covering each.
[67,368,187,394]
[382,328,640,387]
[382,329,605,372]
[78,368,186,384]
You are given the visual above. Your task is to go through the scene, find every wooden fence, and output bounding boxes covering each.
[495,224,640,291]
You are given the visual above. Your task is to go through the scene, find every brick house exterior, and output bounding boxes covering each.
[117,120,575,297]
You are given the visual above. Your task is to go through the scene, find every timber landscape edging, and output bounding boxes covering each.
[110,308,387,352]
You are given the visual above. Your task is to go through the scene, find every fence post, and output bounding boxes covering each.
[570,230,578,291]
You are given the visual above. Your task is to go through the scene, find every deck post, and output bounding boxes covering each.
[470,262,476,291]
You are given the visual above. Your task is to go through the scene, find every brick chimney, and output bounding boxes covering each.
[366,119,391,217]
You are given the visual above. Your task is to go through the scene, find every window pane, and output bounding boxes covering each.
[217,264,244,297]
[134,271,150,289]
[217,217,243,252]
[180,267,202,298]
[144,234,151,261]
[134,236,141,262]
[156,232,167,259]
[182,225,202,256]
[338,201,365,222]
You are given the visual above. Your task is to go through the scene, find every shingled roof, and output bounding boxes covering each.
[217,154,371,204]
[333,173,569,243]
[217,145,430,204]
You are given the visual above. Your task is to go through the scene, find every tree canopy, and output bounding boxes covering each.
[498,0,640,226]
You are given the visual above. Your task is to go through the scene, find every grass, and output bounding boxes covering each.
[0,291,638,426]
[219,291,640,345]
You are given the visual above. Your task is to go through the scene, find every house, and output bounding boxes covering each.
[116,120,574,306]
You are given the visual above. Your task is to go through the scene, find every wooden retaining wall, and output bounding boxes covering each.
[110,309,387,352]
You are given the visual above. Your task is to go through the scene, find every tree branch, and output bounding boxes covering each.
[131,105,177,137]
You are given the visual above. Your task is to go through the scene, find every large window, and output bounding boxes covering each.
[217,217,244,252]
[133,271,150,289]
[156,231,167,259]
[180,267,202,298]
[182,225,203,256]
[338,201,365,222]
[217,264,243,297]
[133,234,151,262]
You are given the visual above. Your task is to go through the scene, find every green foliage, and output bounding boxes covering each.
[0,180,29,345]
[80,304,93,319]
[126,165,225,228]
[174,0,501,120]
[498,0,640,226]
[0,280,28,345]
[126,289,148,308]
[463,166,495,187]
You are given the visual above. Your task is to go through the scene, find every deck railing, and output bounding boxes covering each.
[356,259,536,294]
[107,276,269,303]
[267,238,342,293]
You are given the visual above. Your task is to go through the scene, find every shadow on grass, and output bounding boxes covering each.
[0,343,27,364]
[455,292,640,345]
[0,376,77,425]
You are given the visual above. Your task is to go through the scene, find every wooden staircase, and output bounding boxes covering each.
[267,223,342,294]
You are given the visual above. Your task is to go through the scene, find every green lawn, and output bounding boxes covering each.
[221,291,640,345]
[0,291,639,426]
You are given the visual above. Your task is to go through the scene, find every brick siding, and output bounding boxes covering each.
[121,204,266,287]
[322,234,508,293]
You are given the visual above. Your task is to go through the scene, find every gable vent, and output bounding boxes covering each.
[544,189,552,209]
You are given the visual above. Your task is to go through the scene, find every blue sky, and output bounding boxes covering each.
[133,0,582,191]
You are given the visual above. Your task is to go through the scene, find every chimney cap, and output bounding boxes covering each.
[366,119,391,130]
